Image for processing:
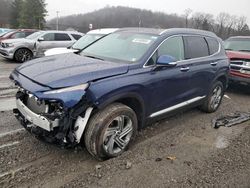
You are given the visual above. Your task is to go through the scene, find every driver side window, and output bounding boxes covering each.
[43,33,55,41]
[146,36,184,66]
[158,36,184,61]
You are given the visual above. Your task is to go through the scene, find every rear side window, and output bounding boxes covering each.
[184,36,209,59]
[158,36,184,61]
[72,34,82,40]
[11,32,26,39]
[55,33,71,41]
[206,37,220,55]
[25,31,35,37]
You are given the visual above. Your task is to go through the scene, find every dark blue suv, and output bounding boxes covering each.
[10,28,229,159]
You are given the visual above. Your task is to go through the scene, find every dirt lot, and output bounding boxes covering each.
[0,57,249,188]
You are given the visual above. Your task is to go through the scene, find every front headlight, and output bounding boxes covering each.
[43,83,89,94]
[4,43,14,48]
[244,61,250,67]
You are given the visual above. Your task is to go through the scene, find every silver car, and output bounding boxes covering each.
[0,30,83,62]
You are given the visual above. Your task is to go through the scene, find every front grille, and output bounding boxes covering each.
[18,88,49,114]
[230,60,244,65]
[25,95,48,114]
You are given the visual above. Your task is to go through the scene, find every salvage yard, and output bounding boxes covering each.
[0,57,249,187]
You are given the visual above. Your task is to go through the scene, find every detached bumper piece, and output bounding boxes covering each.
[212,112,250,129]
[14,88,92,147]
[15,99,59,131]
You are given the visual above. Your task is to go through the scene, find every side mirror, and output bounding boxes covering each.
[38,37,44,42]
[156,55,177,67]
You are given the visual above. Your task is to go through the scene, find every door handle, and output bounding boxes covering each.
[210,62,218,66]
[180,67,190,72]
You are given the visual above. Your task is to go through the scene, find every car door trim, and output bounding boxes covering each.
[149,96,206,118]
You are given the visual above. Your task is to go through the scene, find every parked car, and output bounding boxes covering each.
[224,36,250,85]
[0,30,83,62]
[10,28,229,160]
[0,28,12,34]
[0,29,37,42]
[45,28,119,56]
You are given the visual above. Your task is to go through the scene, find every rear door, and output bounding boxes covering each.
[183,35,220,98]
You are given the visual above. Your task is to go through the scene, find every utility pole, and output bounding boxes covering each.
[56,11,59,30]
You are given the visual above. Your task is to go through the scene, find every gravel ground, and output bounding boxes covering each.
[0,57,249,188]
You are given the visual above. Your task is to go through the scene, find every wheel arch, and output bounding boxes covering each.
[14,47,34,60]
[95,92,146,129]
[215,74,228,90]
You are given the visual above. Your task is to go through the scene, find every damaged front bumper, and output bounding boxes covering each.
[13,86,94,147]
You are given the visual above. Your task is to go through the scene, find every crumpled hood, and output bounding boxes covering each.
[15,53,129,88]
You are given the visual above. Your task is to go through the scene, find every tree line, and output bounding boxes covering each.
[0,0,47,29]
[47,6,250,39]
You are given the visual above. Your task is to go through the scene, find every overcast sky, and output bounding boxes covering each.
[46,0,250,24]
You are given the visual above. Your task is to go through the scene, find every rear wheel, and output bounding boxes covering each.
[84,103,138,160]
[200,81,224,113]
[14,48,32,63]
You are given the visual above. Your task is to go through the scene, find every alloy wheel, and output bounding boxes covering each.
[103,115,133,155]
[210,85,222,110]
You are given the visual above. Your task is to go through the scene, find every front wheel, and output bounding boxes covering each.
[14,48,33,63]
[200,81,224,113]
[84,103,138,160]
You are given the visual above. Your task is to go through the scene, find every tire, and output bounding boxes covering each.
[84,103,138,160]
[200,81,224,113]
[14,48,33,63]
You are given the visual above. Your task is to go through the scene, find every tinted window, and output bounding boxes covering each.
[184,36,209,59]
[158,36,184,61]
[72,34,82,40]
[11,32,26,39]
[206,37,219,55]
[25,31,35,37]
[55,33,71,41]
[43,33,55,41]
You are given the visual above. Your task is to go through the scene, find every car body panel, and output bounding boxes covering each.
[44,28,119,56]
[226,41,250,85]
[0,30,84,60]
[15,53,129,88]
[10,28,229,146]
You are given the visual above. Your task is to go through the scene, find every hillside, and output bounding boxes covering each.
[47,6,186,32]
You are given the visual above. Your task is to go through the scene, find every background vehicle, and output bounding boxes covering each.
[11,28,229,160]
[0,28,12,34]
[0,30,84,62]
[224,36,250,85]
[0,29,37,42]
[45,28,118,56]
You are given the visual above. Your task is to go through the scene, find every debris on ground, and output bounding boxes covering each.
[125,161,132,169]
[155,158,163,162]
[166,156,177,161]
[212,112,250,129]
[95,165,102,171]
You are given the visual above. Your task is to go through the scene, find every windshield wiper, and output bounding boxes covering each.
[84,55,104,61]
[225,48,233,51]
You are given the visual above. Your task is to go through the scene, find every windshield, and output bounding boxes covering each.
[81,32,158,62]
[224,38,250,52]
[26,31,44,39]
[72,34,104,50]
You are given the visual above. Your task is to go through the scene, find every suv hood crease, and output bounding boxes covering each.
[15,53,129,88]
